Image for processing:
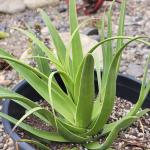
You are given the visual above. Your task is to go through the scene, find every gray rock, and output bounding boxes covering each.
[41,27,49,36]
[0,137,3,143]
[3,144,8,150]
[83,27,99,36]
[0,0,59,14]
[120,66,127,73]
[126,63,143,77]
[0,143,3,149]
[7,148,15,150]
[88,35,100,42]
[8,139,14,147]
[58,4,67,13]
[0,132,2,137]
[24,0,59,9]
[0,0,25,14]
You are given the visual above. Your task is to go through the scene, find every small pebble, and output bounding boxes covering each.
[7,148,15,150]
[8,140,14,147]
[0,144,3,149]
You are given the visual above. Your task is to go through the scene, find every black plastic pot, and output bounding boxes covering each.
[2,74,150,150]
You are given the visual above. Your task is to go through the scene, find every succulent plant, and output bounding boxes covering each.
[0,0,150,149]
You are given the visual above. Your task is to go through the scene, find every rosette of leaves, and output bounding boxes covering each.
[0,0,150,149]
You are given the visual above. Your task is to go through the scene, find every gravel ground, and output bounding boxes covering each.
[0,0,150,149]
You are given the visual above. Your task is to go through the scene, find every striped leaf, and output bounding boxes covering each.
[32,44,51,76]
[69,0,83,78]
[39,9,66,64]
[75,54,94,128]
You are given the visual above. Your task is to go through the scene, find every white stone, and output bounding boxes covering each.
[0,143,3,149]
[41,27,49,36]
[24,0,59,9]
[0,0,26,14]
[126,63,143,77]
[0,0,59,14]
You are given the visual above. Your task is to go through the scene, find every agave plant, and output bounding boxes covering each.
[0,0,150,149]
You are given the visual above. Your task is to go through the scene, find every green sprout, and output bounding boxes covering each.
[0,0,150,149]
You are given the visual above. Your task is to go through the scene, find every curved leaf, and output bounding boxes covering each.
[84,116,137,150]
[85,36,146,136]
[88,36,148,54]
[14,28,61,68]
[32,44,51,76]
[12,107,46,133]
[0,48,48,81]
[49,72,76,123]
[57,120,89,143]
[116,0,127,52]
[0,87,54,125]
[128,54,150,115]
[18,139,50,150]
[69,0,83,78]
[85,109,150,149]
[0,112,68,142]
[75,54,94,128]
[39,9,66,64]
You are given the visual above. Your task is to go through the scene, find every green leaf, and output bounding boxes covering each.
[101,108,150,138]
[58,71,74,99]
[0,48,48,81]
[0,49,75,122]
[116,0,127,51]
[128,54,150,116]
[31,55,63,71]
[0,49,49,101]
[116,0,127,71]
[0,87,54,125]
[48,71,59,132]
[0,112,69,142]
[66,17,97,77]
[39,9,66,65]
[14,28,61,68]
[59,119,87,134]
[84,116,138,150]
[49,72,76,123]
[18,139,50,150]
[86,108,149,149]
[74,61,84,104]
[51,85,76,123]
[106,0,115,64]
[95,15,105,101]
[99,15,106,70]
[91,100,102,122]
[57,120,89,143]
[94,117,136,149]
[88,36,140,54]
[86,36,146,136]
[0,55,49,101]
[32,44,51,76]
[75,54,94,128]
[100,14,110,89]
[69,0,83,78]
[12,107,44,132]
